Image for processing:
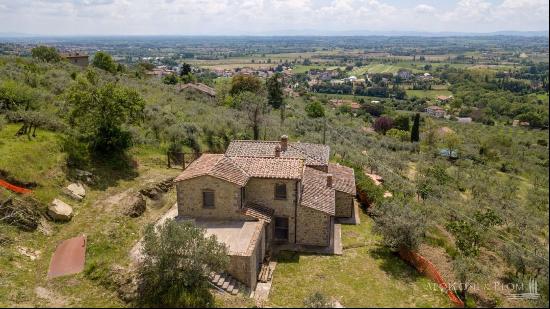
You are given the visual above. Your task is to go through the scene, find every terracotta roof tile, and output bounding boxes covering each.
[174,154,303,185]
[231,156,303,179]
[177,83,216,97]
[301,167,335,215]
[174,154,249,186]
[241,202,275,223]
[226,140,330,167]
[328,163,356,195]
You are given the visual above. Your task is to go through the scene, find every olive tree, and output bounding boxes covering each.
[371,199,427,251]
[137,220,229,308]
[234,91,269,140]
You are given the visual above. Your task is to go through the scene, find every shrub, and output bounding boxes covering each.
[304,291,333,308]
[373,116,393,134]
[92,51,117,73]
[371,199,427,251]
[352,166,385,207]
[386,128,410,142]
[31,45,61,63]
[162,74,178,85]
[305,101,325,118]
[393,114,410,131]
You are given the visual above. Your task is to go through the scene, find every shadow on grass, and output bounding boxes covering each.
[275,250,326,264]
[368,245,422,283]
[67,152,139,191]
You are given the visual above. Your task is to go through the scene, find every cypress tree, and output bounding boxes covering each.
[411,113,420,142]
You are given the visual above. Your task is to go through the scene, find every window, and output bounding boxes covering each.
[274,217,289,241]
[274,183,287,200]
[202,190,215,208]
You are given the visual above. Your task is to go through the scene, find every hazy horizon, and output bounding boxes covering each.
[0,0,548,37]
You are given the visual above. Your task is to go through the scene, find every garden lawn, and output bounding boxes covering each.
[267,211,452,308]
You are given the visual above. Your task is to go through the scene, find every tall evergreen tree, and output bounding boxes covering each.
[411,113,420,142]
[266,73,284,109]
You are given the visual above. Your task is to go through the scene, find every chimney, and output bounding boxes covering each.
[280,135,288,151]
[274,145,281,157]
[326,174,333,188]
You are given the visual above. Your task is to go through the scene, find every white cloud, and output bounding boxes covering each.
[0,0,547,35]
[414,4,435,14]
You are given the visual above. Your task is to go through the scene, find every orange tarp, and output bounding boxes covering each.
[0,179,32,194]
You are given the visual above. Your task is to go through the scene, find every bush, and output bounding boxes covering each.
[304,291,333,308]
[305,101,325,118]
[92,51,117,73]
[352,166,385,207]
[31,45,61,63]
[386,128,410,142]
[162,74,178,85]
[393,114,410,131]
[371,200,427,251]
[373,116,393,134]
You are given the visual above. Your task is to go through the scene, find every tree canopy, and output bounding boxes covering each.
[65,70,145,157]
[92,51,117,73]
[230,74,263,95]
[31,46,61,63]
[136,220,229,308]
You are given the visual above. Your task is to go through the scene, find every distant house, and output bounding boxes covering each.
[329,99,361,110]
[343,76,357,83]
[419,72,433,80]
[283,87,299,98]
[146,67,176,78]
[396,69,413,80]
[425,105,447,118]
[61,52,88,67]
[177,83,217,97]
[436,95,453,103]
[457,117,472,124]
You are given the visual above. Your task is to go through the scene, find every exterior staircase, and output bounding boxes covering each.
[208,272,249,296]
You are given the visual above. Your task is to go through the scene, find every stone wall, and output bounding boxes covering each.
[176,175,248,221]
[335,190,353,218]
[295,205,331,246]
[244,178,298,244]
[227,227,265,289]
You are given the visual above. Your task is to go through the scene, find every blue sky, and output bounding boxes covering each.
[0,0,548,35]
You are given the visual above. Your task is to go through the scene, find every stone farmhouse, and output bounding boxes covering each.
[425,105,447,118]
[173,135,357,291]
[61,52,89,67]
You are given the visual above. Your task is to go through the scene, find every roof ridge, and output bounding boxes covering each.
[227,154,305,161]
[231,140,279,143]
[223,156,251,179]
[288,143,327,164]
[203,154,225,176]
